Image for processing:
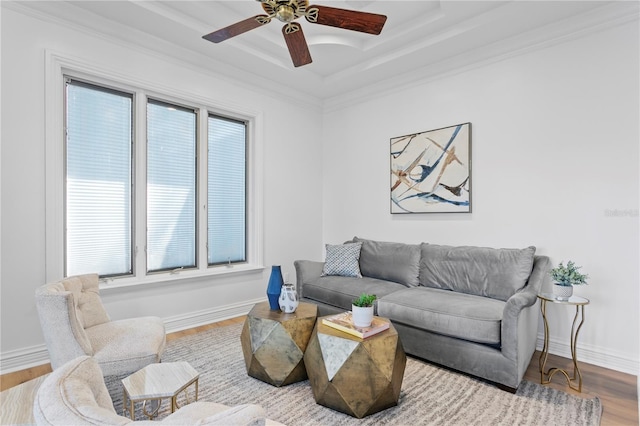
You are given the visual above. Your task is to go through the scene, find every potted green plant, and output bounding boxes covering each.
[550,260,588,300]
[351,293,377,327]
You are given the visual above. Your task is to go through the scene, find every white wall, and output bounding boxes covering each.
[322,22,639,374]
[0,7,324,371]
[1,5,638,377]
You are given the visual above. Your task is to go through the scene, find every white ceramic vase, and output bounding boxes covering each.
[351,305,374,327]
[278,283,299,313]
[553,283,573,301]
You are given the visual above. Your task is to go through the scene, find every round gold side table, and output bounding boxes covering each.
[537,293,590,392]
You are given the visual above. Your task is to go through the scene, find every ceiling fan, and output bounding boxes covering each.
[203,0,387,68]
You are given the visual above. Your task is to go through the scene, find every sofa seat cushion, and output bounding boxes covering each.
[302,276,407,313]
[85,317,167,376]
[378,287,505,345]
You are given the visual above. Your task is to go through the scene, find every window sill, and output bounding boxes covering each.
[98,263,265,292]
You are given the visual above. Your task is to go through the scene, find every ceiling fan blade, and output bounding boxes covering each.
[203,15,270,43]
[306,5,387,35]
[282,23,312,67]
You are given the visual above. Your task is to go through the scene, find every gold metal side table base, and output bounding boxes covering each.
[538,293,589,392]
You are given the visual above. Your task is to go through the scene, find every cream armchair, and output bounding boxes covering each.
[35,274,166,376]
[33,356,273,425]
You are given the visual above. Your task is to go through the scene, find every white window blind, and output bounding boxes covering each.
[208,115,246,265]
[147,100,197,272]
[65,80,133,277]
[62,74,254,281]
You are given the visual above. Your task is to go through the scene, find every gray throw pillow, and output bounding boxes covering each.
[419,243,536,301]
[353,237,420,287]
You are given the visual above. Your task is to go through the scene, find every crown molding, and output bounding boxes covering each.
[323,1,640,113]
[2,1,323,112]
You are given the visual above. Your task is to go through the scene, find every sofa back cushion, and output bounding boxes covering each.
[33,356,123,426]
[36,282,95,363]
[61,274,110,329]
[419,244,536,301]
[353,237,420,287]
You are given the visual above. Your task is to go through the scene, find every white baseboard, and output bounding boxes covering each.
[0,299,261,375]
[0,345,51,375]
[162,299,260,334]
[536,332,639,376]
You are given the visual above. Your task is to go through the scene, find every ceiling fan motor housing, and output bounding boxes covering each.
[263,0,309,23]
[276,5,295,22]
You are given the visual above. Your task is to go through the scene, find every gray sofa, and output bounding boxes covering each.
[294,237,551,391]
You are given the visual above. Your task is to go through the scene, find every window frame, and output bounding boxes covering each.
[146,98,199,274]
[63,77,136,278]
[207,113,248,267]
[45,52,264,287]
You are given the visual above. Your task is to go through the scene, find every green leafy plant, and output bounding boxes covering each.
[550,261,589,286]
[352,293,377,307]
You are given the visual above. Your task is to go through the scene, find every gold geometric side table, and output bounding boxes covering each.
[538,293,589,392]
[240,301,318,387]
[303,316,406,418]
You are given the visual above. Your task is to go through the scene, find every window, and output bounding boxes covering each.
[208,115,246,265]
[147,100,197,272]
[62,76,251,281]
[65,80,133,277]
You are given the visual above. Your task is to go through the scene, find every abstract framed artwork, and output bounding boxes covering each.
[390,122,471,213]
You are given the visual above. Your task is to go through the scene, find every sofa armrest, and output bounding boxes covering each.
[501,255,551,361]
[294,260,324,298]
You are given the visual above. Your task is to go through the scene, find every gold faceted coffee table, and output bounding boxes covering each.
[241,301,318,387]
[304,316,406,418]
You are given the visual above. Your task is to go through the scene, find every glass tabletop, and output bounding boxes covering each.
[538,292,589,305]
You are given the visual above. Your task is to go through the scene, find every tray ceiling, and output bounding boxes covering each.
[6,1,635,105]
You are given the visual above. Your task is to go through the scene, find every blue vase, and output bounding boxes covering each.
[266,265,284,310]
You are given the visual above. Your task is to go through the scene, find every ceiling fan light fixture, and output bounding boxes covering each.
[275,5,296,23]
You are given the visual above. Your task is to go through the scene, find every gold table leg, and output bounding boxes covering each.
[539,300,586,392]
[172,377,199,412]
[538,299,550,384]
[141,399,162,419]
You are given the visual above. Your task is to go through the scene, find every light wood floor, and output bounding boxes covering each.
[523,351,638,426]
[1,316,637,425]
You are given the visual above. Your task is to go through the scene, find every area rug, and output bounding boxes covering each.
[106,323,602,425]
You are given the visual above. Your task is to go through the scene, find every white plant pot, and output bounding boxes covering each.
[351,305,374,327]
[553,283,573,301]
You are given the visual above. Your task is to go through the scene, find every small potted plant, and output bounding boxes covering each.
[351,293,377,327]
[550,260,588,300]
